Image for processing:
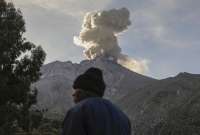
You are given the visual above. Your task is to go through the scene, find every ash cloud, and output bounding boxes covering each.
[74,8,148,74]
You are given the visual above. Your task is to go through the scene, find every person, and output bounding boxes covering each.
[61,67,131,135]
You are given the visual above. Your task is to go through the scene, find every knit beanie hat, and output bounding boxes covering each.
[73,67,106,97]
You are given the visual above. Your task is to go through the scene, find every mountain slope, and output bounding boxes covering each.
[33,57,156,117]
[34,58,200,134]
[118,72,200,134]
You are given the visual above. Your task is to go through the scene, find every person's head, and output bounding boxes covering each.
[72,67,106,103]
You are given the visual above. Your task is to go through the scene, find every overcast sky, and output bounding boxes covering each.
[11,0,200,79]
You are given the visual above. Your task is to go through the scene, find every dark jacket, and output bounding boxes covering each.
[61,97,131,135]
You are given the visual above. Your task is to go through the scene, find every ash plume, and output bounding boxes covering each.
[74,8,148,74]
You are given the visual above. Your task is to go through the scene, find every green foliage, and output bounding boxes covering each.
[0,0,46,134]
[151,94,200,135]
[14,118,62,135]
[31,119,62,135]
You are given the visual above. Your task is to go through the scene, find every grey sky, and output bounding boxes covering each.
[11,0,200,79]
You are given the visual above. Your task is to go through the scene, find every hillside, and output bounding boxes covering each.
[33,57,156,117]
[119,72,200,134]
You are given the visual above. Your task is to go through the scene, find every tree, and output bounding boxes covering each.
[0,0,46,134]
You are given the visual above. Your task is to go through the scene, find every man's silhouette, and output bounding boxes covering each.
[61,67,131,135]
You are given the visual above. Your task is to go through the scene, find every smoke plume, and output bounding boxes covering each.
[74,8,148,74]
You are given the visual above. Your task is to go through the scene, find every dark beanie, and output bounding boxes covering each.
[73,67,106,97]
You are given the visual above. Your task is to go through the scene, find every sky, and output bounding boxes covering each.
[10,0,200,79]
